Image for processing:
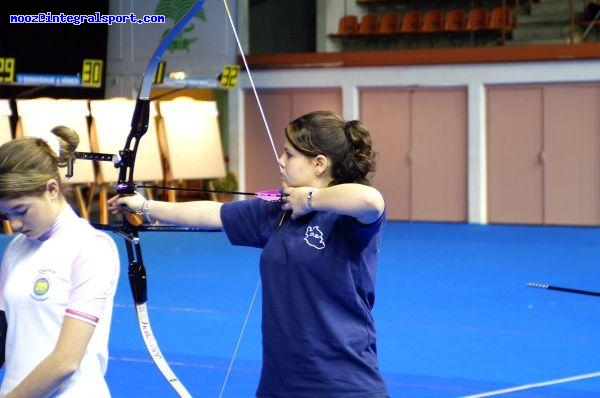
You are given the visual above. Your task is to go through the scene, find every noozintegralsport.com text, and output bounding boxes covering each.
[9,12,165,25]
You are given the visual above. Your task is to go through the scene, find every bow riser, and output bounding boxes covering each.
[117,2,205,397]
[117,98,151,191]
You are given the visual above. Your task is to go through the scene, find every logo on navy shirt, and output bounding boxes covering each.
[304,225,325,250]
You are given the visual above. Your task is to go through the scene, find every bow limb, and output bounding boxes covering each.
[118,1,205,190]
[118,2,205,397]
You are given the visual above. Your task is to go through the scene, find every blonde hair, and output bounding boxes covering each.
[0,126,79,199]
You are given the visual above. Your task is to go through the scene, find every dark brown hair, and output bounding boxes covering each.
[285,111,377,186]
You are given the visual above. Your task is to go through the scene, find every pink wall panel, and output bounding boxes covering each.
[244,89,342,193]
[544,84,600,225]
[487,86,544,224]
[243,83,600,226]
[411,88,468,222]
[359,88,411,220]
[291,90,342,120]
[244,90,291,192]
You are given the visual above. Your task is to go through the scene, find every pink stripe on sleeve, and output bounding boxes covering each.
[65,308,99,325]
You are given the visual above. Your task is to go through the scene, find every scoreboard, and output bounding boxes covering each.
[0,3,108,98]
[0,57,103,88]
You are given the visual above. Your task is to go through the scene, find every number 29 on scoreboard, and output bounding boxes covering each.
[0,58,16,83]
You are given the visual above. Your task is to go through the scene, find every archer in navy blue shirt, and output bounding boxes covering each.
[222,198,387,397]
[108,110,389,397]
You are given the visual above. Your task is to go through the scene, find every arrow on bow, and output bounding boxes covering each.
[133,184,284,202]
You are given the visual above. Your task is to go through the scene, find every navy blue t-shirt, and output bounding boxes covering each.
[221,199,388,398]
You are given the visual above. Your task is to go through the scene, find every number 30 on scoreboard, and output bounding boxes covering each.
[82,59,103,88]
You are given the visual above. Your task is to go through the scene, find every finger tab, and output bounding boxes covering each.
[124,212,143,227]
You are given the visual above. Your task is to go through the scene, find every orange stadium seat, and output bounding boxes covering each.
[444,9,466,31]
[379,11,400,34]
[421,10,443,33]
[400,11,422,33]
[464,8,489,31]
[358,13,379,35]
[337,15,359,35]
[487,7,513,30]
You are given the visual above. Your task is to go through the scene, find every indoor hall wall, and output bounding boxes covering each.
[243,89,342,192]
[360,88,468,222]
[488,83,600,226]
[231,59,600,225]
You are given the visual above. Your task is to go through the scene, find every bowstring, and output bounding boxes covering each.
[217,280,260,398]
[219,1,282,397]
[222,0,281,167]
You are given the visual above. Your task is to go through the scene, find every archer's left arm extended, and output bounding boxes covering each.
[283,184,385,224]
[108,193,224,229]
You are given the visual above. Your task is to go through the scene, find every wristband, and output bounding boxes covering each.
[139,200,154,224]
[307,189,315,211]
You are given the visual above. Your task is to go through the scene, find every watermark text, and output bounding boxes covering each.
[9,12,165,25]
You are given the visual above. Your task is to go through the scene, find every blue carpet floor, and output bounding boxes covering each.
[1,221,600,397]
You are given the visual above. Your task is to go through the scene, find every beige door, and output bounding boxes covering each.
[360,87,467,221]
[359,88,411,220]
[544,84,600,225]
[411,88,468,222]
[291,89,342,120]
[487,86,544,224]
[244,90,291,192]
[488,84,600,226]
[244,89,342,193]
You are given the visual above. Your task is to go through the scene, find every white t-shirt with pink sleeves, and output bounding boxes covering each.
[0,205,119,397]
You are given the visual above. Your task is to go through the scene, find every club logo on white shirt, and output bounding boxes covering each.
[304,225,325,250]
[31,273,51,301]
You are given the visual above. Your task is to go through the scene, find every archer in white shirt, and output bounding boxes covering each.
[0,126,120,397]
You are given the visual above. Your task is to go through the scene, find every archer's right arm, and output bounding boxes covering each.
[107,193,223,230]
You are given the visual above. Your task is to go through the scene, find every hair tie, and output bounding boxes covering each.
[344,120,351,134]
